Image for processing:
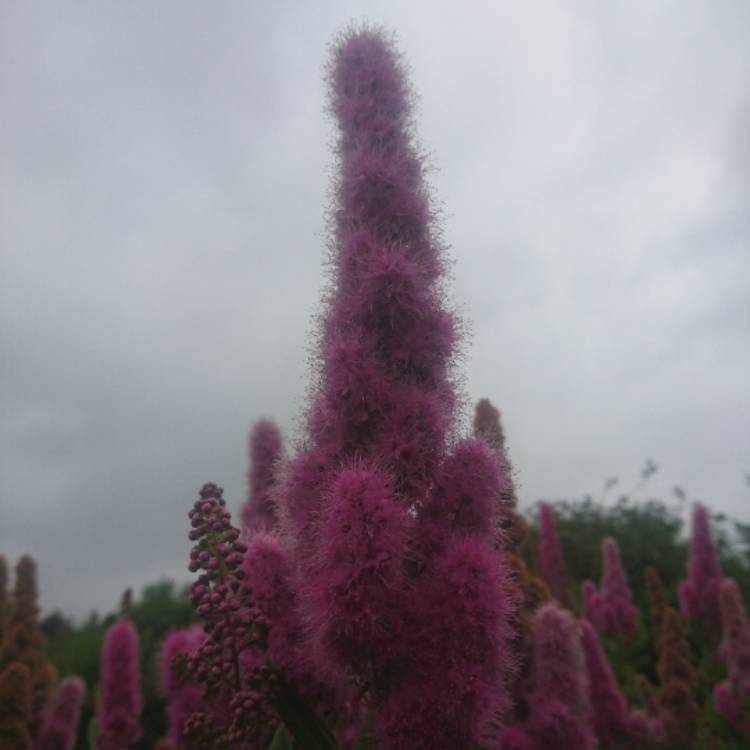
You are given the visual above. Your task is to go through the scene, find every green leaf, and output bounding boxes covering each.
[87,717,98,750]
[351,711,375,749]
[268,725,294,750]
[275,680,337,749]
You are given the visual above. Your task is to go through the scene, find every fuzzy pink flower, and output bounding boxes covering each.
[34,676,85,750]
[713,681,743,727]
[282,26,464,598]
[420,540,516,671]
[580,653,629,735]
[473,398,506,452]
[529,606,589,722]
[581,579,597,620]
[376,539,516,748]
[518,605,595,750]
[298,25,457,494]
[679,503,724,627]
[278,447,332,557]
[419,438,504,549]
[497,725,537,750]
[580,618,658,744]
[96,619,141,750]
[268,25,516,745]
[583,538,638,640]
[472,398,517,516]
[158,626,205,747]
[310,466,410,672]
[241,533,310,688]
[375,666,499,750]
[536,504,572,609]
[527,699,596,750]
[166,687,205,748]
[628,709,664,742]
[159,626,203,696]
[713,578,750,733]
[374,682,459,749]
[241,419,283,536]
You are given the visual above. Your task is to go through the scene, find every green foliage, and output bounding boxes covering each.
[275,679,337,749]
[544,496,687,606]
[525,490,750,750]
[527,493,750,612]
[86,717,96,750]
[350,713,376,749]
[269,725,294,750]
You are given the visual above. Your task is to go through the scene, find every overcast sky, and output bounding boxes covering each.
[2,1,749,619]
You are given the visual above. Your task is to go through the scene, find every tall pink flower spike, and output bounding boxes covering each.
[159,626,205,748]
[580,619,662,744]
[582,538,638,640]
[241,419,283,536]
[96,619,141,750]
[679,503,724,628]
[713,579,750,735]
[499,604,594,750]
[270,26,516,748]
[536,503,572,609]
[34,676,86,750]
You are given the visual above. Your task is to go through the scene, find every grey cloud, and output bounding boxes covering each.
[1,1,748,618]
